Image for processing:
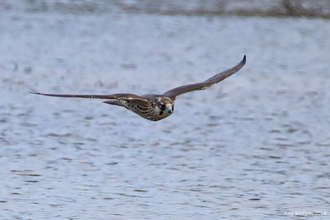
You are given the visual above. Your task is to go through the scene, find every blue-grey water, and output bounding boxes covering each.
[0,2,330,220]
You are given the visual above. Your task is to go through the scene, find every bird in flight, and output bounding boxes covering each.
[30,55,246,121]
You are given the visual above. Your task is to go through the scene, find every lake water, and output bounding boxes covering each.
[0,3,329,220]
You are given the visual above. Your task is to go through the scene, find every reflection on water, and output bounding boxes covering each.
[1,3,330,220]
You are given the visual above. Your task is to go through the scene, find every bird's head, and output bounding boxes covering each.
[154,97,174,119]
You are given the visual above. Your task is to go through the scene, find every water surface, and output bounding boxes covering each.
[0,5,330,220]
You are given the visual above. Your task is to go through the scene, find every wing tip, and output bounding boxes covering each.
[242,55,246,65]
[28,89,40,95]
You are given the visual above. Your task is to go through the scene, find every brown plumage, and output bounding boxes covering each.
[30,55,246,121]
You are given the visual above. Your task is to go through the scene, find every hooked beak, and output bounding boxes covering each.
[166,106,173,114]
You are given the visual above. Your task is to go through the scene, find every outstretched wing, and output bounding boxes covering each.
[29,89,149,102]
[163,55,246,100]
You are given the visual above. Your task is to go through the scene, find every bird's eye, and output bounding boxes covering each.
[160,104,166,110]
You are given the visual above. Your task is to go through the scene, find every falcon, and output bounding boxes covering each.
[30,55,246,121]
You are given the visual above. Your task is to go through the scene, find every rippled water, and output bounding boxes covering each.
[1,5,330,220]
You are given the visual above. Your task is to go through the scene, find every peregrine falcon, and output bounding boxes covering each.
[30,55,246,121]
